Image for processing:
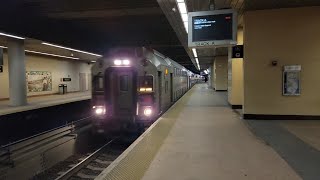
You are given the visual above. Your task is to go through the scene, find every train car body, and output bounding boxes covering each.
[91,47,196,133]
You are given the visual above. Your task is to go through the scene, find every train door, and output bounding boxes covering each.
[170,73,173,103]
[158,71,162,112]
[79,73,87,92]
[115,71,135,117]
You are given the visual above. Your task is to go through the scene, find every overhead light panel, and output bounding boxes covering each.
[25,50,80,60]
[177,2,187,14]
[91,61,96,63]
[0,32,25,40]
[195,57,199,64]
[42,42,102,57]
[192,48,198,58]
[0,45,7,49]
[181,13,188,22]
[177,0,184,2]
[184,22,188,32]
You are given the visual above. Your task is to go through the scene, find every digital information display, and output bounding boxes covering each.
[188,9,237,48]
[192,13,233,42]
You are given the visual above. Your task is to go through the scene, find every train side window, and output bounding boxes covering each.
[120,75,128,91]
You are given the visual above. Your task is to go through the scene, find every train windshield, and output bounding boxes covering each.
[139,75,153,92]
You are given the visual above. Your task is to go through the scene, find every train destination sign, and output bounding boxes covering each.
[188,9,237,48]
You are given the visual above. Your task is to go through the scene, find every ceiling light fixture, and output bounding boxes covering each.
[25,50,80,60]
[0,45,7,49]
[177,2,187,14]
[42,42,102,57]
[192,48,198,58]
[181,13,188,22]
[0,32,25,40]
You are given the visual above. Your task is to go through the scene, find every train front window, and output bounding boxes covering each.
[120,75,129,91]
[139,75,153,92]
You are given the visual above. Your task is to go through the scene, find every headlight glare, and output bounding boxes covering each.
[143,107,152,116]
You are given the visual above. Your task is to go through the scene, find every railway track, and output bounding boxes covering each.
[45,135,135,180]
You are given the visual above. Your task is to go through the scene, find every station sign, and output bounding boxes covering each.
[188,9,237,48]
[62,78,71,82]
[232,45,244,58]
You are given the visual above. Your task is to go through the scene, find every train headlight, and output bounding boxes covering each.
[122,59,130,65]
[94,106,106,115]
[143,107,152,116]
[114,60,122,66]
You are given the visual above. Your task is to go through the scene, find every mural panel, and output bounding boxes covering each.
[26,71,52,92]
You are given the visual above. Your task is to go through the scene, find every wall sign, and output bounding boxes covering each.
[283,65,301,96]
[0,66,3,73]
[63,78,72,82]
[232,45,244,58]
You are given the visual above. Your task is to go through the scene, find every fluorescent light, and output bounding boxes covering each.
[25,50,80,60]
[195,57,199,64]
[184,22,188,33]
[177,2,187,14]
[91,61,96,63]
[0,32,25,40]
[181,13,188,22]
[192,48,197,58]
[42,42,102,57]
[0,45,7,49]
[177,0,184,2]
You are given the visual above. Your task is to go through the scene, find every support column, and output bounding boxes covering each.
[227,28,244,109]
[8,39,27,106]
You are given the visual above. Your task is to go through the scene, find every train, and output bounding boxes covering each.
[91,47,200,133]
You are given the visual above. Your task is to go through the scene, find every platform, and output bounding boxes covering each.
[0,92,91,116]
[96,84,306,180]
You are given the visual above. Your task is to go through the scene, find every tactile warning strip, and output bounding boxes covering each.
[95,87,194,180]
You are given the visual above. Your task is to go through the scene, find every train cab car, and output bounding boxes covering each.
[91,47,196,133]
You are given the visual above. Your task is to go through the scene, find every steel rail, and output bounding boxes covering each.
[55,138,116,180]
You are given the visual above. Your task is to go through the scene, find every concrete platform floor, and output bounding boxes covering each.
[281,121,320,151]
[0,91,91,115]
[142,84,301,180]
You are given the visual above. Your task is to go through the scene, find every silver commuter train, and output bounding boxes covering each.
[91,47,197,133]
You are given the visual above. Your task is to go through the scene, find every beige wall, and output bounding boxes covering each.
[228,28,244,106]
[0,52,91,99]
[213,56,228,91]
[244,7,320,115]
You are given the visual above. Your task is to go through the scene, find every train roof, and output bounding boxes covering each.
[94,47,194,75]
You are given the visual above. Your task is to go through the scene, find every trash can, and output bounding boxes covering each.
[59,84,64,95]
[63,84,67,94]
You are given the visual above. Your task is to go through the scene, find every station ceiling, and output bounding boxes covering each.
[0,0,198,72]
[162,0,320,70]
[0,1,320,72]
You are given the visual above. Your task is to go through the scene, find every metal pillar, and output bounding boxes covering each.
[8,39,27,106]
